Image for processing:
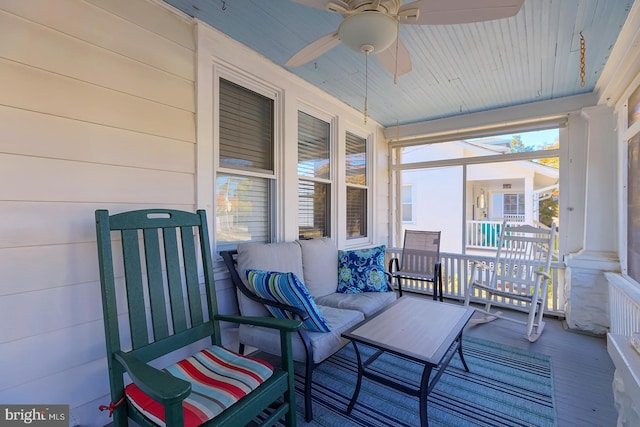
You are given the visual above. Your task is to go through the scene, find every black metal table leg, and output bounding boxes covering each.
[457,335,470,372]
[346,341,363,414]
[419,364,433,426]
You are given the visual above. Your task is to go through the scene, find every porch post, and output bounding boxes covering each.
[564,105,620,334]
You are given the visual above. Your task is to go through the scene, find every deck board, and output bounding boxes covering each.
[462,301,617,427]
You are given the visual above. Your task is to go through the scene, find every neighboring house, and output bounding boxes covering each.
[399,138,558,253]
[0,1,639,426]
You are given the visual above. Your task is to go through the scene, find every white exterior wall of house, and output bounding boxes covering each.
[0,1,387,425]
[0,1,197,425]
[399,145,551,253]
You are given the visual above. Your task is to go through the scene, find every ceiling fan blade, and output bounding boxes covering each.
[285,32,341,67]
[376,38,412,77]
[399,0,524,25]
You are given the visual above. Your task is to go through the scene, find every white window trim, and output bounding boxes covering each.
[297,102,338,239]
[616,71,640,279]
[342,125,374,248]
[196,24,284,249]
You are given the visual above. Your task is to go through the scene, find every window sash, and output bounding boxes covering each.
[298,180,330,239]
[298,111,331,238]
[219,78,274,174]
[346,187,367,239]
[402,185,413,222]
[215,173,272,251]
[346,132,368,239]
[298,111,330,179]
[346,132,367,185]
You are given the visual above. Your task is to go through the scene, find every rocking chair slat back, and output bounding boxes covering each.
[96,208,299,427]
[97,209,216,357]
[465,220,556,342]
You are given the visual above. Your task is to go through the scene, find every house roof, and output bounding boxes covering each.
[161,0,635,128]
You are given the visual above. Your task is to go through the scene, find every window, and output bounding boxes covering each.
[392,126,561,253]
[345,132,368,239]
[216,78,275,251]
[627,83,640,281]
[402,185,413,222]
[298,111,331,239]
[503,193,525,216]
[628,132,640,280]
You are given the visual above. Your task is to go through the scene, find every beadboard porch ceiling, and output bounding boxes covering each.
[162,0,635,128]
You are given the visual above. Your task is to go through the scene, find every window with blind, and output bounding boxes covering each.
[216,78,275,251]
[402,185,413,222]
[298,111,331,239]
[345,132,368,239]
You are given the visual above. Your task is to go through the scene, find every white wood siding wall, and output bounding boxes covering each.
[0,1,389,425]
[0,1,196,425]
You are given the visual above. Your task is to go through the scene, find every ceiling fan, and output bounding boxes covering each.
[286,0,525,79]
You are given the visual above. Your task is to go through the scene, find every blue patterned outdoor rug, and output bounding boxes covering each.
[286,336,556,427]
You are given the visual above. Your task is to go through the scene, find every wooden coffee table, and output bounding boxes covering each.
[341,296,474,426]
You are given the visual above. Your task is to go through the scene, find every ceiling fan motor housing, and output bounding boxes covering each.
[338,11,398,54]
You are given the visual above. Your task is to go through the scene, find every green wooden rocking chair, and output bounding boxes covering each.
[95,209,301,427]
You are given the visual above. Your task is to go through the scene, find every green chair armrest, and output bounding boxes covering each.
[215,314,303,332]
[113,351,191,405]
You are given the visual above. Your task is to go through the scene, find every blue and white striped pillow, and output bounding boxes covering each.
[246,269,331,332]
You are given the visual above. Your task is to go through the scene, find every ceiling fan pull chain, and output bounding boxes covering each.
[579,32,585,87]
[394,19,400,85]
[364,51,369,124]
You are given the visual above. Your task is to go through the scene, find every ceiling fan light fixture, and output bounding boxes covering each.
[338,11,398,54]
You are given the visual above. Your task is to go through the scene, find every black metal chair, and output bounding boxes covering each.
[389,230,443,300]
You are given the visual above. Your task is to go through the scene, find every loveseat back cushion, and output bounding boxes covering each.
[246,269,331,332]
[337,245,387,293]
[236,242,305,317]
[296,237,339,298]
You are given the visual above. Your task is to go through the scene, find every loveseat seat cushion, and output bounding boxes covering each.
[238,305,364,364]
[315,291,397,318]
[296,238,339,298]
[236,242,305,317]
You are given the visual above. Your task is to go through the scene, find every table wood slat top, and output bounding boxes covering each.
[343,296,474,365]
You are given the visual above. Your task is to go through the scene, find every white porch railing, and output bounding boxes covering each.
[607,273,640,335]
[466,219,543,250]
[386,249,566,317]
[605,273,640,425]
[466,220,504,249]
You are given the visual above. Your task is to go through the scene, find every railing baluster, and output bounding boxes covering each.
[386,248,565,317]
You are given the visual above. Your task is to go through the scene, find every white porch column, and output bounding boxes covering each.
[565,105,620,334]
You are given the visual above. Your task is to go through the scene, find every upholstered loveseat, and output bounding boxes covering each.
[220,237,397,422]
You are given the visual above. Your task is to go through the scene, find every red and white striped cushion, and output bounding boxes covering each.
[125,345,274,427]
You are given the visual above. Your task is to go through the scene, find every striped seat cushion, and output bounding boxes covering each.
[125,345,274,427]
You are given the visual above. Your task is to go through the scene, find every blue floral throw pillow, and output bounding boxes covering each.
[246,269,331,332]
[337,245,387,294]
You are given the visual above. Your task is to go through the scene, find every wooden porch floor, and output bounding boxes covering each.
[460,300,617,427]
[114,297,618,427]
